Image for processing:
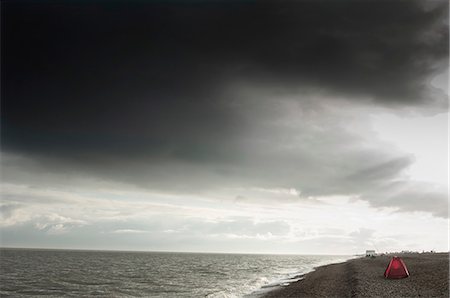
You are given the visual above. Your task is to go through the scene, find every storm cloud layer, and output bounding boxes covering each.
[2,0,449,224]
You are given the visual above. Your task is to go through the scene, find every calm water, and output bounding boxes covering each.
[0,248,353,297]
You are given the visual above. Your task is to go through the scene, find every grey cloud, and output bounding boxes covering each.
[347,157,413,183]
[2,96,443,217]
[364,181,448,218]
[1,0,448,221]
[0,213,293,252]
[348,228,376,246]
[0,203,21,220]
[3,0,448,157]
[0,100,410,194]
[206,218,290,237]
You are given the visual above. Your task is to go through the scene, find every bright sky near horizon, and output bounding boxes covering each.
[372,112,448,185]
[1,0,449,254]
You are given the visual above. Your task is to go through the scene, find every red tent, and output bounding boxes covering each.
[384,256,410,279]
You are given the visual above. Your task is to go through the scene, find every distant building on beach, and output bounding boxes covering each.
[365,250,376,257]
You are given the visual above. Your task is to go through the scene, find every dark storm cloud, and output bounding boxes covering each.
[1,0,448,216]
[3,0,448,152]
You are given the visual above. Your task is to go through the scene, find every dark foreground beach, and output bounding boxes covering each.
[264,253,449,298]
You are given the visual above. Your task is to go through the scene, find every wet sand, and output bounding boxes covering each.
[264,253,449,297]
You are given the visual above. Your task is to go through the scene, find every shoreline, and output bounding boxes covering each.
[249,256,357,297]
[262,253,449,297]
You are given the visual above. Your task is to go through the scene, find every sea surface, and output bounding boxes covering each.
[0,248,353,297]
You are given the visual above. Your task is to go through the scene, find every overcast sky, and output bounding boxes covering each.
[1,0,448,254]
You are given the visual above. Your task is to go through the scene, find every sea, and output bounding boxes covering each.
[0,248,354,297]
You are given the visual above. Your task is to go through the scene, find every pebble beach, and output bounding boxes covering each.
[264,253,449,297]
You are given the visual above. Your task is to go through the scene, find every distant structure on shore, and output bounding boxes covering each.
[365,250,376,257]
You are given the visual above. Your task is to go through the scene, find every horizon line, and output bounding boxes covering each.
[1,246,447,256]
